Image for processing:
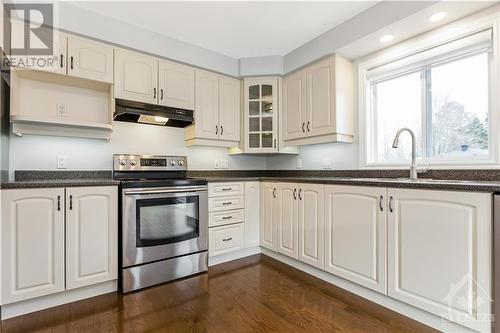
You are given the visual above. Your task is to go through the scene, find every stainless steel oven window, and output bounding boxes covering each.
[136,196,199,247]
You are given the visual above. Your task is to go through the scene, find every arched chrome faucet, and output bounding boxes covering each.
[392,128,418,179]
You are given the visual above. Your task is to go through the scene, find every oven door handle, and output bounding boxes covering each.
[124,186,208,195]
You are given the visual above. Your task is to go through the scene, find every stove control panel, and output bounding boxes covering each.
[113,154,187,171]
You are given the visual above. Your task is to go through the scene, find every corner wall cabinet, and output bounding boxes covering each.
[185,70,241,147]
[114,49,195,109]
[283,54,354,145]
[261,183,492,333]
[1,186,118,305]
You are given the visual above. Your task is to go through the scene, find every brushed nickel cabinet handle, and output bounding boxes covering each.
[389,196,394,213]
[216,125,218,135]
[273,188,276,198]
[379,195,384,212]
[160,88,164,100]
[221,201,232,206]
[222,216,233,220]
[302,122,305,133]
[293,188,297,200]
[69,195,73,210]
[60,54,63,68]
[222,237,233,242]
[153,87,156,99]
[70,56,74,70]
[221,126,224,135]
[298,189,303,200]
[57,196,61,211]
[307,121,310,132]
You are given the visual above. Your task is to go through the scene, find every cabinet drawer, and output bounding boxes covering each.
[209,223,245,257]
[209,209,244,227]
[209,195,244,212]
[208,182,244,197]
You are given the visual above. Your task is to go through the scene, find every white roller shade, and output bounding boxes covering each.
[367,29,493,82]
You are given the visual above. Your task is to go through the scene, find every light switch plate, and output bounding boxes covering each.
[296,159,303,169]
[57,155,67,169]
[321,158,332,169]
[221,160,229,169]
[214,160,220,169]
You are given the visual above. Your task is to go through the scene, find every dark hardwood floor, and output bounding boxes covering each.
[1,254,437,333]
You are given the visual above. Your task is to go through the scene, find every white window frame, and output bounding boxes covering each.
[358,11,500,169]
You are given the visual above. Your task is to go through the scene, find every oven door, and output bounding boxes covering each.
[122,185,208,267]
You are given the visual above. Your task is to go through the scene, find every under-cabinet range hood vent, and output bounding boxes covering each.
[114,99,194,127]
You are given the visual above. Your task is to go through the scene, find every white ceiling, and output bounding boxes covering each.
[70,1,379,59]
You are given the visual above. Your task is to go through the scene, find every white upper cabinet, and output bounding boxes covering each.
[158,59,195,110]
[114,49,158,104]
[219,76,241,142]
[186,70,241,147]
[260,182,278,251]
[67,36,113,83]
[298,183,324,269]
[1,188,65,305]
[194,69,220,140]
[283,54,353,145]
[65,186,118,290]
[277,183,299,259]
[243,78,279,153]
[387,188,491,333]
[283,70,307,141]
[325,185,387,293]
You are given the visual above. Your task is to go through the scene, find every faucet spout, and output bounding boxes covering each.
[392,128,418,179]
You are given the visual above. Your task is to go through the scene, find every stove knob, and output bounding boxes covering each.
[130,160,137,166]
[119,159,127,166]
[178,160,185,166]
[169,160,176,166]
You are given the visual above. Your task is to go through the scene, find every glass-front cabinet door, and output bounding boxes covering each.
[244,78,278,153]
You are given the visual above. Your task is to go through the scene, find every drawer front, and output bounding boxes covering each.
[209,209,244,227]
[208,182,245,197]
[209,223,245,257]
[209,195,244,212]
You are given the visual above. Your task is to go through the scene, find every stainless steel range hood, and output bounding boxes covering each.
[114,99,194,127]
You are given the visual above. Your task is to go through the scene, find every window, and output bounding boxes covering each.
[364,29,494,166]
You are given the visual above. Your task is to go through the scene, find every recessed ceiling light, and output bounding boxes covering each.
[379,35,394,43]
[429,12,447,22]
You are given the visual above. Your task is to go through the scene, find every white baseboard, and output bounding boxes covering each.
[261,248,477,333]
[1,280,117,320]
[208,246,261,266]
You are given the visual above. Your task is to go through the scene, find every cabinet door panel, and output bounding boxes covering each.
[1,188,65,304]
[66,186,118,290]
[219,76,241,142]
[298,184,324,269]
[388,188,491,333]
[158,60,195,110]
[260,182,277,251]
[195,70,219,139]
[307,58,335,137]
[283,70,307,141]
[277,183,298,259]
[325,185,386,293]
[67,36,113,83]
[114,49,158,104]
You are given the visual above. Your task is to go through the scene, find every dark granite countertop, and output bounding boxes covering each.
[0,170,120,189]
[206,176,500,192]
[0,178,120,189]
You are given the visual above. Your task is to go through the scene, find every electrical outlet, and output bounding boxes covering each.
[57,155,67,169]
[214,160,220,169]
[321,158,332,169]
[221,160,228,169]
[56,103,66,117]
[296,159,303,169]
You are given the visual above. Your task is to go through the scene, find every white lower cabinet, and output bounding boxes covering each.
[1,186,118,306]
[65,186,118,290]
[1,188,65,304]
[298,183,324,269]
[277,183,299,259]
[325,185,386,293]
[208,182,259,259]
[209,223,245,257]
[260,182,493,332]
[260,182,278,251]
[387,188,491,333]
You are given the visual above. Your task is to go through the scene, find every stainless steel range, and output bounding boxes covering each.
[113,154,208,293]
